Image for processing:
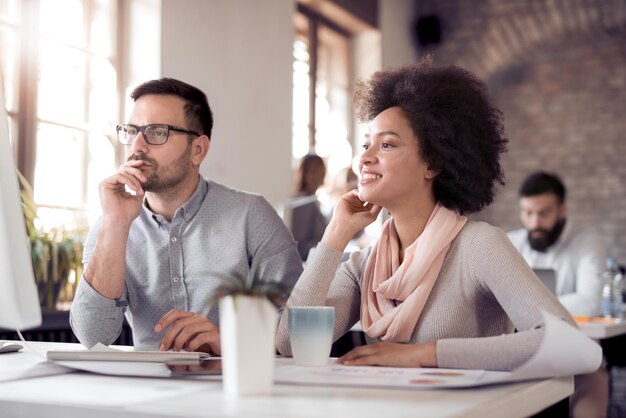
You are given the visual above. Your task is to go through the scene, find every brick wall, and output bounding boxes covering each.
[414,0,626,262]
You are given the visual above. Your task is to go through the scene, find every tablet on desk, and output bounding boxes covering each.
[47,348,211,363]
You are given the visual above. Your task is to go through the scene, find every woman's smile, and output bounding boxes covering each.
[360,171,382,184]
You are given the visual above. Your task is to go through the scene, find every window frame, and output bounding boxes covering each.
[294,4,353,156]
[2,0,123,223]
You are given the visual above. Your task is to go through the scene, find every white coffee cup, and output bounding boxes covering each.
[288,306,335,367]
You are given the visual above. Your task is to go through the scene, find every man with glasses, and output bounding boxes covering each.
[70,78,302,354]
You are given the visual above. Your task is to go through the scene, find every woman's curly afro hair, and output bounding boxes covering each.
[354,59,507,214]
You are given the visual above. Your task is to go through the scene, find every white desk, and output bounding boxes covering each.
[0,341,573,418]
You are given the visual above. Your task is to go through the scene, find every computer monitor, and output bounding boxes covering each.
[0,89,42,330]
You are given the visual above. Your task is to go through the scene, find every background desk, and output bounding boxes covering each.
[0,309,133,345]
[0,341,572,418]
[578,320,626,340]
[576,319,626,369]
[577,319,626,417]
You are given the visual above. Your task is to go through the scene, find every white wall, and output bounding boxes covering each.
[379,0,416,69]
[125,0,162,97]
[121,0,162,130]
[160,0,296,206]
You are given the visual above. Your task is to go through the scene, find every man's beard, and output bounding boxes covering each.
[528,218,566,252]
[128,146,193,193]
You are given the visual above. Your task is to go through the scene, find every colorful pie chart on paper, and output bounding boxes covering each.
[420,371,465,377]
[410,378,445,384]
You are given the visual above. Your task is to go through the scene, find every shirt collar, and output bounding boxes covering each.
[178,177,209,222]
[144,177,209,226]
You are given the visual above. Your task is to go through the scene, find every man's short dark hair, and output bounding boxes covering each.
[130,78,213,139]
[519,171,566,203]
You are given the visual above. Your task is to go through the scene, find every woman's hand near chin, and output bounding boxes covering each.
[322,190,382,252]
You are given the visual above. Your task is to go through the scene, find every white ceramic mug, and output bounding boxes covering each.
[288,306,335,367]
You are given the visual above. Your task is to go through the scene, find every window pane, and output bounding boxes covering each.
[38,39,87,125]
[37,206,83,232]
[34,123,85,208]
[314,26,351,180]
[86,132,115,221]
[88,55,117,132]
[318,26,349,88]
[0,26,17,111]
[292,38,310,160]
[0,0,18,23]
[33,132,116,226]
[7,114,16,147]
[90,0,115,56]
[39,0,85,48]
[8,0,122,236]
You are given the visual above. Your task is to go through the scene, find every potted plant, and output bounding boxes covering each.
[18,171,84,310]
[212,268,289,396]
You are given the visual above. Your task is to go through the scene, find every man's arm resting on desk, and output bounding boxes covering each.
[70,210,133,348]
[70,276,127,348]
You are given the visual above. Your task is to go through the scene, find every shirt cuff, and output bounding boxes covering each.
[74,275,127,309]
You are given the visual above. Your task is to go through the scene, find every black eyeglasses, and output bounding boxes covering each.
[116,124,201,145]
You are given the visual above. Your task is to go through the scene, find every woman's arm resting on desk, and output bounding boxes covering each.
[338,341,438,367]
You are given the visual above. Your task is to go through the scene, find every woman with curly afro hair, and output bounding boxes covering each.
[277,61,594,378]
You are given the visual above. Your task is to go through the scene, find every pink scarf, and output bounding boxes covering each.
[360,203,467,342]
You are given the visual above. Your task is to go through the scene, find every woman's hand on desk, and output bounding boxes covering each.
[337,341,438,368]
[154,309,221,355]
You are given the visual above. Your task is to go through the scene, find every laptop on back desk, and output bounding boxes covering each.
[533,268,557,295]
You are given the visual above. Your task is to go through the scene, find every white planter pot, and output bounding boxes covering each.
[219,294,277,396]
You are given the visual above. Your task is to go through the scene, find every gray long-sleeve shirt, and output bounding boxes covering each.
[507,220,606,316]
[70,177,303,349]
[277,221,576,371]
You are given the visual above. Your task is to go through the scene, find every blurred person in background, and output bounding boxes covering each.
[290,154,329,261]
[508,171,606,317]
